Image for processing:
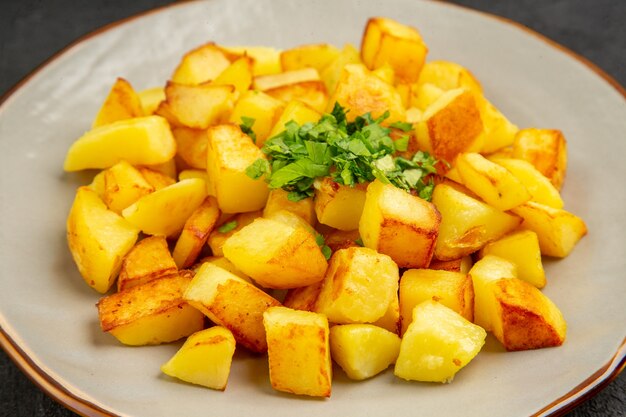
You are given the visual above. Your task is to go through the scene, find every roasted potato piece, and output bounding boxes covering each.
[359,180,440,268]
[265,80,329,113]
[322,229,361,252]
[213,56,254,94]
[206,124,269,212]
[161,326,236,390]
[122,178,207,237]
[117,236,177,291]
[479,230,546,288]
[511,201,587,257]
[411,83,445,111]
[327,63,405,123]
[399,268,474,334]
[178,169,209,183]
[476,96,519,154]
[329,324,400,380]
[361,17,428,83]
[222,46,282,76]
[281,43,340,72]
[144,158,177,179]
[263,306,332,397]
[320,43,361,94]
[171,42,232,85]
[416,61,482,95]
[222,217,328,289]
[172,126,207,169]
[172,196,221,269]
[263,209,317,237]
[92,78,144,128]
[138,87,165,115]
[64,116,176,171]
[394,300,486,383]
[207,211,262,257]
[372,291,401,335]
[513,128,567,189]
[228,90,284,147]
[455,153,531,211]
[197,256,252,283]
[253,68,320,91]
[432,184,522,260]
[415,89,484,162]
[314,177,367,231]
[88,171,105,197]
[315,247,399,324]
[429,256,473,274]
[184,263,281,352]
[102,161,154,214]
[137,167,176,190]
[263,188,316,225]
[97,274,204,345]
[159,82,235,129]
[268,100,321,138]
[67,187,139,293]
[283,280,323,312]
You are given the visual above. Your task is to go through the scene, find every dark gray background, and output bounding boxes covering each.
[1,1,624,416]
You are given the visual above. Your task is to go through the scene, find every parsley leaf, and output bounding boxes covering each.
[239,117,257,143]
[389,121,413,132]
[246,158,270,180]
[218,220,238,233]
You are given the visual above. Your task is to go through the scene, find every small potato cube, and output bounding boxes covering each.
[394,301,486,383]
[280,44,340,73]
[263,209,317,237]
[184,263,281,352]
[479,230,546,288]
[222,217,328,289]
[361,17,428,83]
[122,178,207,237]
[222,46,282,76]
[263,188,316,225]
[117,236,177,291]
[102,161,154,214]
[88,171,105,197]
[145,158,177,179]
[399,269,473,335]
[432,184,522,260]
[314,177,367,231]
[138,167,176,190]
[263,306,332,397]
[197,256,252,283]
[161,326,236,390]
[429,256,473,274]
[511,201,587,258]
[138,87,165,115]
[411,83,445,111]
[172,126,208,170]
[160,82,235,129]
[229,91,284,147]
[268,100,321,138]
[206,124,270,212]
[253,68,320,91]
[207,211,262,257]
[92,78,144,128]
[490,158,563,209]
[477,96,519,154]
[513,128,567,189]
[492,278,567,351]
[372,292,401,335]
[315,247,399,324]
[320,44,361,94]
[327,64,405,123]
[178,169,209,184]
[67,187,139,293]
[171,42,232,85]
[63,116,176,171]
[97,274,204,345]
[359,180,441,268]
[416,61,482,95]
[416,89,484,162]
[265,80,329,113]
[330,324,401,380]
[455,153,531,211]
[283,281,323,312]
[213,56,254,94]
[323,229,361,252]
[173,196,221,269]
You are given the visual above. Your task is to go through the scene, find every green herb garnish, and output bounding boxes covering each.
[239,116,257,143]
[389,121,413,132]
[354,238,364,247]
[246,103,439,201]
[217,220,238,233]
[315,233,332,260]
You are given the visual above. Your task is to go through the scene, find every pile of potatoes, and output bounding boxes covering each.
[65,17,586,397]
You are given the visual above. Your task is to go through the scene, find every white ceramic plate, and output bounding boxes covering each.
[1,1,624,416]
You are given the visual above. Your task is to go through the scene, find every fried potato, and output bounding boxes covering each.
[222,46,282,76]
[320,43,361,94]
[137,167,176,190]
[117,236,177,291]
[102,161,154,214]
[228,90,284,147]
[280,44,340,72]
[283,280,323,312]
[476,95,519,154]
[416,61,482,95]
[213,56,254,94]
[172,126,208,169]
[172,196,221,269]
[513,128,567,189]
[314,177,367,231]
[265,80,329,113]
[207,211,262,257]
[160,82,235,129]
[263,188,316,225]
[322,229,361,252]
[253,68,320,91]
[92,78,144,128]
[268,100,321,138]
[138,87,165,115]
[429,256,473,274]
[372,291,401,335]
[171,42,232,85]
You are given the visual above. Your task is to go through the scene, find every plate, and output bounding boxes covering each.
[1,0,625,416]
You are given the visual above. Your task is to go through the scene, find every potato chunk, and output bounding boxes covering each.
[263,188,316,225]
[161,326,236,390]
[228,91,284,147]
[268,99,321,138]
[97,274,204,345]
[455,153,531,211]
[213,56,254,94]
[399,269,474,335]
[138,167,176,190]
[184,263,281,352]
[160,82,235,129]
[222,217,327,289]
[172,196,221,269]
[92,77,144,128]
[432,184,522,260]
[359,180,440,268]
[265,80,329,113]
[263,306,331,397]
[315,247,399,324]
[67,187,139,293]
[102,160,154,214]
[315,177,367,231]
[511,201,587,257]
[206,124,269,212]
[207,211,262,257]
[416,61,482,95]
[64,116,176,171]
[117,236,177,291]
[171,42,232,85]
[330,324,400,380]
[476,96,519,154]
[320,44,361,94]
[138,87,165,115]
[222,46,282,76]
[361,17,428,83]
[280,44,340,73]
[513,128,567,189]
[122,178,207,237]
[172,126,208,170]
[394,301,486,383]
[429,256,473,274]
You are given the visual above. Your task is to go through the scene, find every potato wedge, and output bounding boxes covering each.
[172,196,221,269]
[92,78,144,128]
[117,236,177,291]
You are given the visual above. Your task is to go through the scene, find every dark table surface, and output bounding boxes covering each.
[1,1,624,416]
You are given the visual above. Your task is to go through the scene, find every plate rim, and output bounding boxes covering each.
[0,1,624,416]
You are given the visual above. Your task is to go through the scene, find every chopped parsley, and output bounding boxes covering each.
[246,103,439,201]
[217,220,238,234]
[239,116,257,143]
[315,233,332,260]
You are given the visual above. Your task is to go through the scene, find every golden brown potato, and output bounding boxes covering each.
[137,87,165,115]
[207,211,262,257]
[253,68,320,91]
[228,90,284,147]
[320,44,361,94]
[171,42,232,85]
[137,167,176,190]
[92,77,144,128]
[195,256,252,283]
[322,229,361,252]
[416,61,482,95]
[97,274,204,346]
[117,236,178,292]
[372,291,401,335]
[476,95,519,154]
[221,46,282,76]
[102,161,154,214]
[213,56,254,94]
[171,126,208,170]
[160,82,235,129]
[283,281,323,312]
[265,80,329,113]
[263,188,316,225]
[263,306,331,397]
[184,263,282,352]
[268,100,321,138]
[513,128,567,189]
[359,180,440,268]
[172,196,221,269]
[314,177,367,231]
[280,43,340,73]
[429,256,473,274]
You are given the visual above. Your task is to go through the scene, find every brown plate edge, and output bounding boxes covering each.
[0,0,624,416]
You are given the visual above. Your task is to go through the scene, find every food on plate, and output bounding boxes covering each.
[63,15,587,397]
